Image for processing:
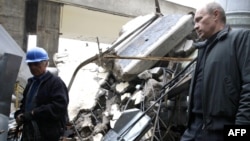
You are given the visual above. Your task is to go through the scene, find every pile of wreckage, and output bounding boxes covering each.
[4,10,198,141]
[59,12,198,141]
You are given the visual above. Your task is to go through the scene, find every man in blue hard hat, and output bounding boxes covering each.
[14,47,69,141]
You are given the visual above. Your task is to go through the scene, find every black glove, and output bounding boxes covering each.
[23,112,33,122]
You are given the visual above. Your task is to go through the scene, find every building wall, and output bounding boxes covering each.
[0,0,26,51]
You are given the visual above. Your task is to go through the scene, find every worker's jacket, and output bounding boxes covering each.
[187,26,250,131]
[15,71,69,140]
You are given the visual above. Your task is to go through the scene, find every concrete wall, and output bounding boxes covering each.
[0,0,26,51]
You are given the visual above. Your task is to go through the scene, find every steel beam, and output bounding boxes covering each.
[47,0,195,17]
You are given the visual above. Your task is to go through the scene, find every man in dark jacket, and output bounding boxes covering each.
[15,47,69,141]
[181,2,250,141]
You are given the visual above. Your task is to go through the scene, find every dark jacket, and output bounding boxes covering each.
[15,71,69,141]
[187,26,250,131]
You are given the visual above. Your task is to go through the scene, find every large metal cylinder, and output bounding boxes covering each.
[216,0,250,29]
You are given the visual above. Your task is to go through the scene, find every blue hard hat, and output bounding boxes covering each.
[26,47,49,63]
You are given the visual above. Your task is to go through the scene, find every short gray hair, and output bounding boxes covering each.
[206,2,226,23]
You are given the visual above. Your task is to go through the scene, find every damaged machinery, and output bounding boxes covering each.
[63,5,197,141]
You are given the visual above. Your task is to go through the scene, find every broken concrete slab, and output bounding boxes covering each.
[111,13,194,81]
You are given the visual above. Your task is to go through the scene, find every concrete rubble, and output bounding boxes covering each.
[54,13,197,141]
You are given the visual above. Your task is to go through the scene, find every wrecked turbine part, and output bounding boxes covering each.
[108,13,194,81]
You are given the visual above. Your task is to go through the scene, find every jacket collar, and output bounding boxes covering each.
[193,25,231,49]
[28,71,52,83]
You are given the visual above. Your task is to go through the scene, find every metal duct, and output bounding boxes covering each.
[216,0,250,29]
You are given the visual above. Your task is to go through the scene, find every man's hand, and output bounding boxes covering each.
[15,112,33,124]
[15,114,24,125]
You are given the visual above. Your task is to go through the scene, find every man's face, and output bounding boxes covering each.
[194,7,216,40]
[28,61,47,77]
